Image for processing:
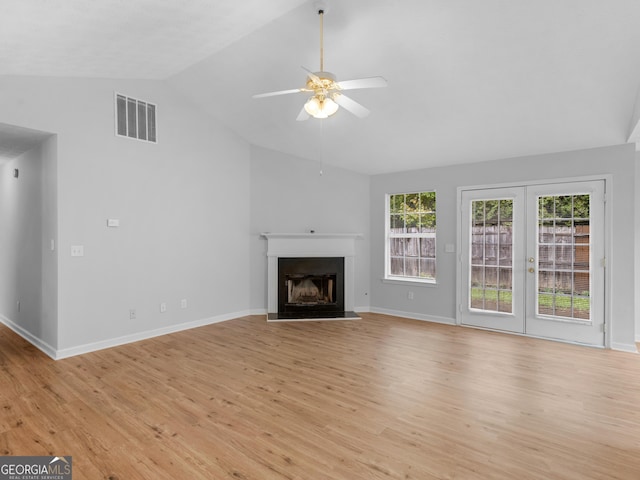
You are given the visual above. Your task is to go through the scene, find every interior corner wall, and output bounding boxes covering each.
[370,143,636,350]
[0,75,250,356]
[249,145,371,313]
[636,150,640,342]
[0,143,51,349]
[41,135,59,350]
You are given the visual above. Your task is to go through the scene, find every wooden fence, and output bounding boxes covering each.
[471,225,589,293]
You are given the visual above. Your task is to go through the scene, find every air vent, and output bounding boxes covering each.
[115,93,157,143]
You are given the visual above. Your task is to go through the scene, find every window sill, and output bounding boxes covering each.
[382,277,438,287]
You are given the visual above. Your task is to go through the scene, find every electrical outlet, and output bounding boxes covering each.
[71,245,84,257]
[181,299,187,309]
[160,303,167,313]
[407,291,414,300]
[129,309,136,320]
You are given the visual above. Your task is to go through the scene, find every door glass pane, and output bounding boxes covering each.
[498,267,513,313]
[537,194,591,320]
[469,199,513,314]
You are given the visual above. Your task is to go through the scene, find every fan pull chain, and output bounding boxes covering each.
[319,118,324,176]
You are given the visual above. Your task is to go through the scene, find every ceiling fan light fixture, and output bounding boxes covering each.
[252,2,386,120]
[304,95,339,118]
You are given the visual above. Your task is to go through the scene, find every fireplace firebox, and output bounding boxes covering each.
[277,257,345,318]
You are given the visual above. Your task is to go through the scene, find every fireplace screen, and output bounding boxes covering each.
[286,274,336,306]
[278,257,345,315]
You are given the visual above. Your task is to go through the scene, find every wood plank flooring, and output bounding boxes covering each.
[1,313,639,479]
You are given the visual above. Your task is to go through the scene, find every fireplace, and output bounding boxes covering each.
[262,233,362,321]
[278,257,344,317]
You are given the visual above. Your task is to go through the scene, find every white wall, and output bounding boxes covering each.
[0,76,250,356]
[636,151,640,342]
[0,139,57,350]
[0,150,40,331]
[370,144,636,351]
[40,135,59,350]
[249,145,371,313]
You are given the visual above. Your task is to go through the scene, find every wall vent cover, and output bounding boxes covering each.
[115,93,157,143]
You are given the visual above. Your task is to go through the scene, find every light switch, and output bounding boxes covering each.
[107,219,120,227]
[71,245,84,257]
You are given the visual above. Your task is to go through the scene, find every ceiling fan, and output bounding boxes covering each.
[252,3,387,121]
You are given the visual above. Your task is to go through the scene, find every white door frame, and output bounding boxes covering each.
[456,175,612,348]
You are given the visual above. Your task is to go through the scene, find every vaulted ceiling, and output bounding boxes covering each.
[3,0,640,174]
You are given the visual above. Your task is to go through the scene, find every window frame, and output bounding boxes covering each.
[385,190,437,285]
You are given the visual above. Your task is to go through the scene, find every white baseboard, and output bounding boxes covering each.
[369,307,456,325]
[55,310,251,360]
[0,314,57,359]
[611,342,638,354]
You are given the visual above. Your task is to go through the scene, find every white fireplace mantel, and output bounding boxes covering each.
[262,232,362,258]
[261,233,362,316]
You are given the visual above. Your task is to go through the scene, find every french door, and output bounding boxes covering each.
[460,181,605,346]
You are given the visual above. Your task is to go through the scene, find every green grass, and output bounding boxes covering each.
[470,288,511,303]
[471,288,589,313]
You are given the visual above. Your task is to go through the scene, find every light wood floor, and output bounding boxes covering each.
[1,313,639,479]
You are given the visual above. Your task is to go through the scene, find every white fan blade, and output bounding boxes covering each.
[252,88,305,99]
[301,66,322,85]
[296,105,310,121]
[332,93,370,118]
[336,76,387,91]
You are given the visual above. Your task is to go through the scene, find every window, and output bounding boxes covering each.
[386,191,436,282]
[115,93,157,143]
